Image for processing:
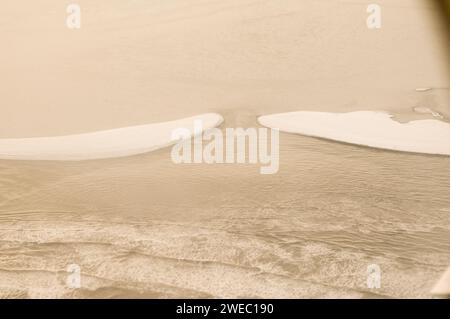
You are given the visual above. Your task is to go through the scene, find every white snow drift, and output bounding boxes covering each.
[258,111,450,155]
[0,113,223,160]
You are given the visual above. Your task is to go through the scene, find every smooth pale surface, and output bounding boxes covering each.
[259,111,450,155]
[0,113,223,160]
[431,267,450,297]
[1,0,448,138]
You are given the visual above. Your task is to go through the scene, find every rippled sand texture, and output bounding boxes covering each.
[1,138,450,298]
[0,0,449,298]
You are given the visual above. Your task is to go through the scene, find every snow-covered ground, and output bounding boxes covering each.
[259,111,450,155]
[0,113,223,160]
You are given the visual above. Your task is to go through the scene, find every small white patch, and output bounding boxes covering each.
[66,4,81,29]
[66,264,81,289]
[367,264,381,289]
[366,4,382,29]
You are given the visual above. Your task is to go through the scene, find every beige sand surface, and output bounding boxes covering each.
[0,0,448,138]
[0,0,449,298]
